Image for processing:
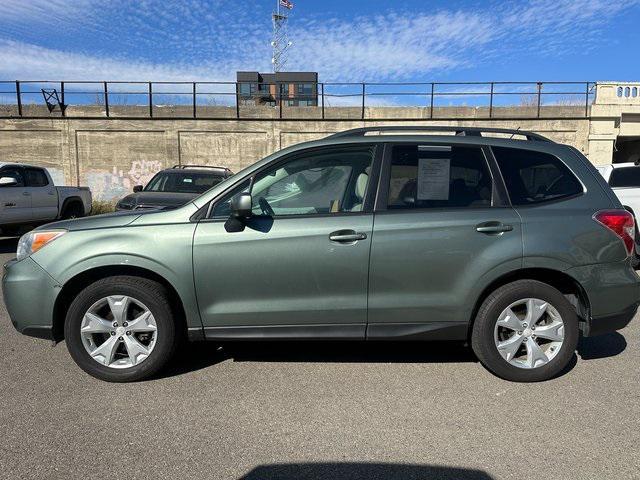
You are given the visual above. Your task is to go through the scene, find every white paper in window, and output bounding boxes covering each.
[417,158,450,200]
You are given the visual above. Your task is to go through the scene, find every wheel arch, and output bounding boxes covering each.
[60,196,84,216]
[467,267,590,341]
[52,265,188,342]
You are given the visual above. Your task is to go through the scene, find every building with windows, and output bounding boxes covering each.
[236,71,318,107]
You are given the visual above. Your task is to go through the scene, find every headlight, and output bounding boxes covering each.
[17,230,67,261]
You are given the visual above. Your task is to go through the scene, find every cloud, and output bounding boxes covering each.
[0,0,96,22]
[0,0,637,83]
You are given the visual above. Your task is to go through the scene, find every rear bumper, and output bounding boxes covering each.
[2,257,60,341]
[568,260,640,337]
[583,302,638,337]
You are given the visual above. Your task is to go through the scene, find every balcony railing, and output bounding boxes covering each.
[0,80,596,120]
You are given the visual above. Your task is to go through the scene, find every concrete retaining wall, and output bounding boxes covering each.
[0,109,592,201]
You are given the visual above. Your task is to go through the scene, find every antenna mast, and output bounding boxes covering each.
[271,0,293,72]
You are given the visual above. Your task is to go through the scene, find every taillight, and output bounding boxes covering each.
[593,209,635,256]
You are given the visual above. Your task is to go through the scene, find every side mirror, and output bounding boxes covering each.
[0,176,18,187]
[230,192,253,219]
[133,185,143,193]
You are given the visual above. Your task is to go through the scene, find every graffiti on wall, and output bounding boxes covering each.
[86,159,163,201]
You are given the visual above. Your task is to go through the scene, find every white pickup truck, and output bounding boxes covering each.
[597,162,640,266]
[0,163,92,235]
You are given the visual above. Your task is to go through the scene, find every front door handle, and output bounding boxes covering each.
[4,202,16,207]
[476,222,513,234]
[22,191,31,196]
[329,229,367,243]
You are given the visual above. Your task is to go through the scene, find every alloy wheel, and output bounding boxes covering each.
[493,298,565,369]
[80,295,158,369]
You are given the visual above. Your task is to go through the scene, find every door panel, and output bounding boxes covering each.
[0,168,31,224]
[367,142,523,332]
[368,208,522,327]
[193,215,373,330]
[24,168,57,221]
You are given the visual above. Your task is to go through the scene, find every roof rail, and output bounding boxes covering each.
[327,126,553,142]
[172,165,233,175]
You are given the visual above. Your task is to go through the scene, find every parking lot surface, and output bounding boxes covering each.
[0,237,639,480]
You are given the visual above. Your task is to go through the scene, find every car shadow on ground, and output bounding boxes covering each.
[0,237,18,254]
[577,331,627,360]
[159,340,477,379]
[238,462,494,480]
[159,330,628,380]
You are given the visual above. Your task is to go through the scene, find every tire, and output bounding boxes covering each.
[471,280,579,382]
[64,275,177,382]
[61,202,84,220]
[1,225,20,236]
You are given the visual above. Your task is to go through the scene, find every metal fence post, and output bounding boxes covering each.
[361,83,366,120]
[236,82,240,119]
[321,83,324,119]
[585,82,590,117]
[536,82,542,118]
[489,82,494,119]
[60,81,65,117]
[192,82,197,119]
[103,81,109,117]
[430,83,435,119]
[16,81,22,117]
[279,83,283,119]
[148,82,153,118]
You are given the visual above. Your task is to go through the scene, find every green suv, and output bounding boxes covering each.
[3,127,638,382]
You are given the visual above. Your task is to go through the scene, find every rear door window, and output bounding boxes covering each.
[24,168,49,187]
[387,144,493,209]
[608,167,640,188]
[492,147,582,205]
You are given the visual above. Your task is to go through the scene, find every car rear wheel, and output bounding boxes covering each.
[61,202,83,219]
[64,276,177,382]
[471,280,579,382]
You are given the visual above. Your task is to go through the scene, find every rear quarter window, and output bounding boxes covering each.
[608,167,640,188]
[492,146,582,205]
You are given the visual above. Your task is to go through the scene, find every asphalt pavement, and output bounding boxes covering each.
[0,236,638,480]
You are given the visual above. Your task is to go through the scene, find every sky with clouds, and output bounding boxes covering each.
[0,0,638,83]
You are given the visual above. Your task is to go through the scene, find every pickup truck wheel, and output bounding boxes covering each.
[471,280,579,382]
[64,276,177,382]
[61,202,83,219]
[1,226,20,236]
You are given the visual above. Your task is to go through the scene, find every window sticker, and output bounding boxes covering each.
[417,157,450,200]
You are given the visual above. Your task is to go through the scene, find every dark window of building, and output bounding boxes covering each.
[24,168,49,187]
[239,83,253,96]
[609,167,640,188]
[387,144,492,209]
[493,146,582,205]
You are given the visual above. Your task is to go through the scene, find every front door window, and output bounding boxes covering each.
[211,145,375,218]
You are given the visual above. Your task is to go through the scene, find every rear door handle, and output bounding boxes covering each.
[329,229,367,243]
[4,202,16,207]
[476,222,513,234]
[22,191,31,196]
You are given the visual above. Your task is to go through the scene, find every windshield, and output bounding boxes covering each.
[144,171,225,194]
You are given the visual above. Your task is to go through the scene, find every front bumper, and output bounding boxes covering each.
[2,257,61,341]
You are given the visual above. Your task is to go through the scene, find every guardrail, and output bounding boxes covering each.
[0,80,596,120]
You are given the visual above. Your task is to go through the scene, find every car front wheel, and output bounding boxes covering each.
[64,275,177,382]
[471,279,579,382]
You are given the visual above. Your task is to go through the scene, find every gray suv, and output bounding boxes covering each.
[3,126,638,382]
